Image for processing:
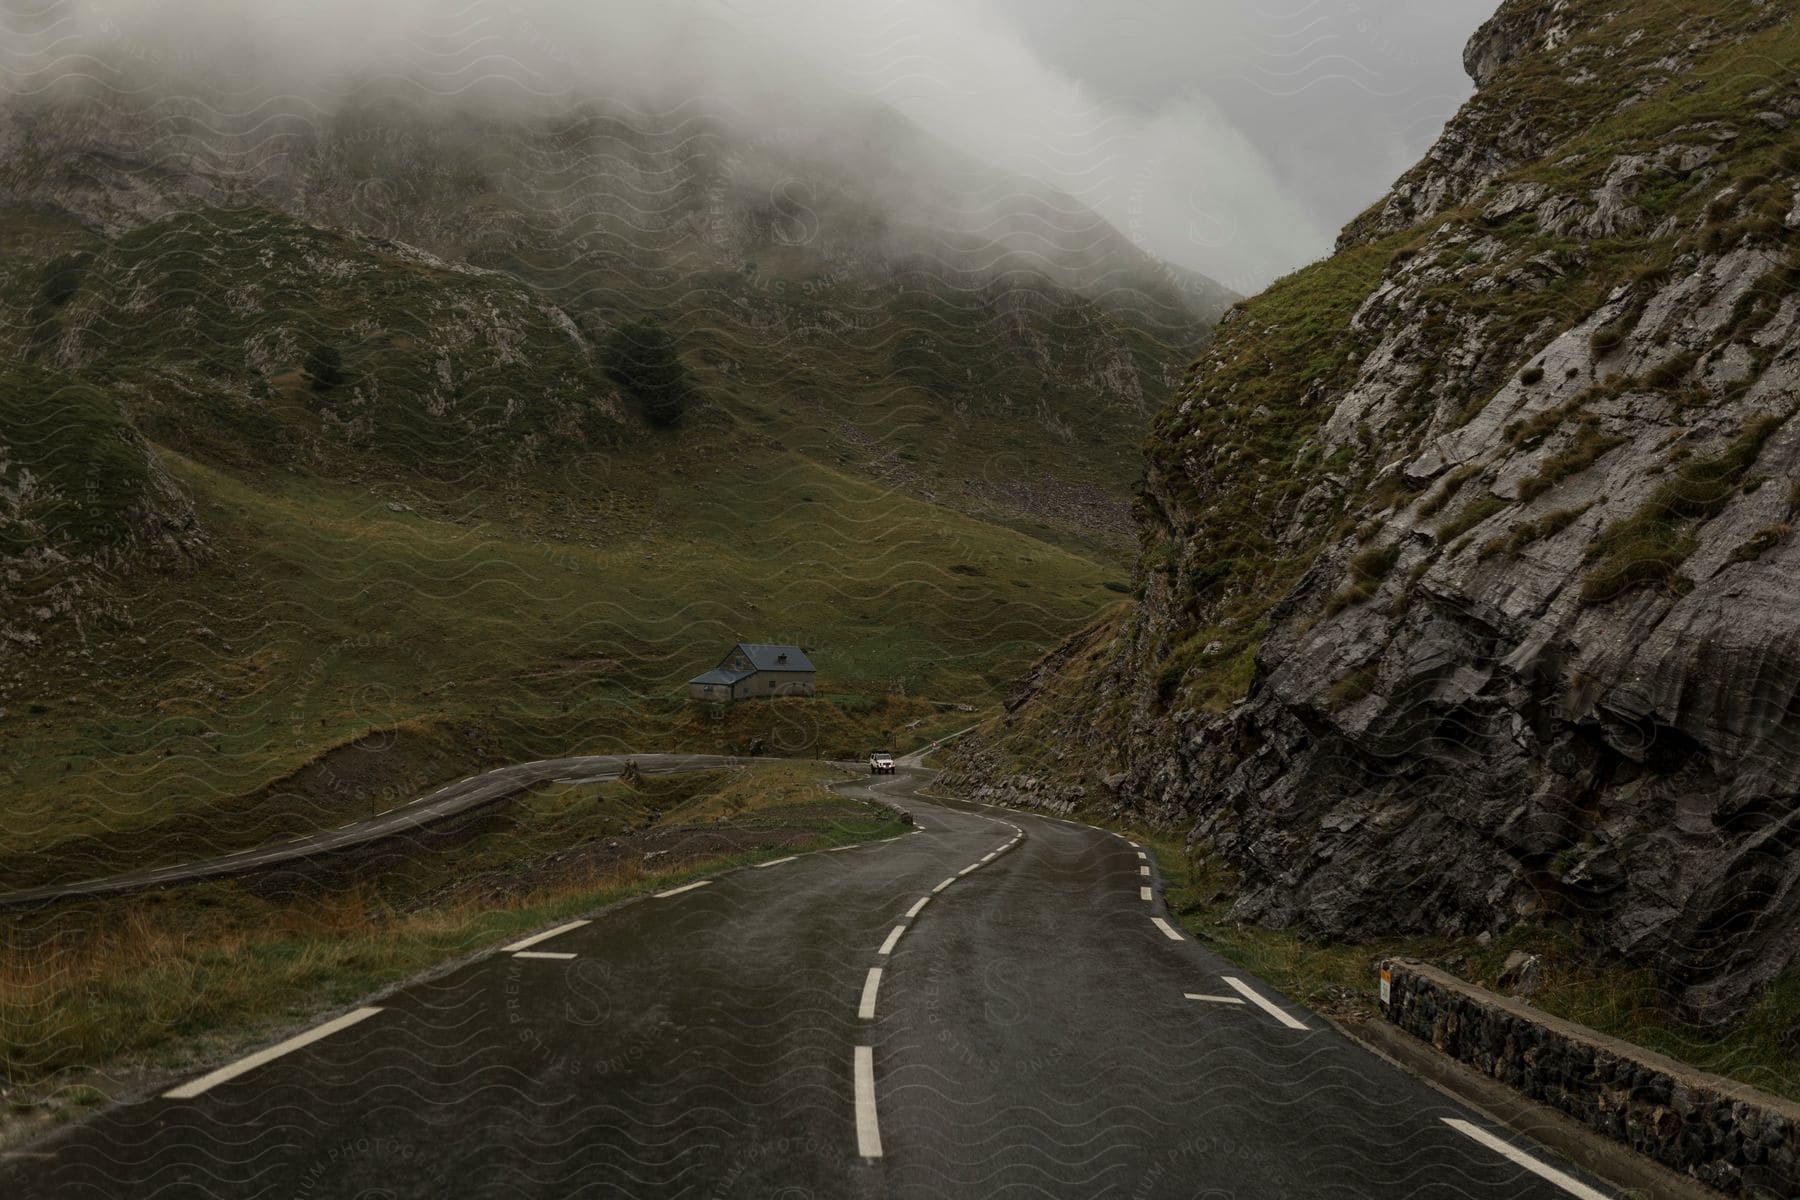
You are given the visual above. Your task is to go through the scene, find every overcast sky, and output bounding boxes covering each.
[968,0,1501,290]
[639,0,1502,290]
[15,0,1501,291]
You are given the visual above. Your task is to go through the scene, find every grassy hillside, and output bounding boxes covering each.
[2,85,1223,553]
[2,392,1115,879]
[0,81,1205,884]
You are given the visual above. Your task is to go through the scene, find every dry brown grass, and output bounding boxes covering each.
[0,763,898,1092]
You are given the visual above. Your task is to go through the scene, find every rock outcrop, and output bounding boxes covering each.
[947,0,1800,1020]
[0,367,210,656]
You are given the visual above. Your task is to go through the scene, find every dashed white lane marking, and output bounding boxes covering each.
[1223,976,1310,1030]
[503,919,590,953]
[513,951,577,960]
[1139,865,1150,877]
[1128,840,1140,848]
[906,896,930,919]
[655,880,713,898]
[164,1007,383,1099]
[877,926,906,955]
[1442,1119,1612,1200]
[754,856,798,868]
[1140,886,1152,901]
[981,852,996,862]
[858,967,883,1019]
[1185,993,1246,1005]
[958,863,982,875]
[933,877,955,893]
[854,1046,882,1158]
[1151,917,1184,941]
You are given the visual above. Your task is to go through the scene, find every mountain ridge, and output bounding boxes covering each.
[0,72,1233,668]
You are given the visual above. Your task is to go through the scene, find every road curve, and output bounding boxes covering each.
[0,767,1623,1199]
[0,754,777,909]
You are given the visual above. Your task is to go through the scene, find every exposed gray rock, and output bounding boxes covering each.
[1463,1,1567,90]
[1497,951,1543,998]
[1150,235,1800,1020]
[0,408,210,658]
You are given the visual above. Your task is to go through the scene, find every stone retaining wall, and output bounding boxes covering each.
[1380,958,1798,1198]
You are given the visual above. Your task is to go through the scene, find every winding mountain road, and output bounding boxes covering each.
[0,754,773,908]
[0,763,1629,1198]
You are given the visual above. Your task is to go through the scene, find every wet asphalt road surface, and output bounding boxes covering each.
[0,766,1619,1198]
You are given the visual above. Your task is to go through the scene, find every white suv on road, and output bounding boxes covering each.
[869,751,896,775]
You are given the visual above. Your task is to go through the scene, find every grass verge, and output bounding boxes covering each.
[1134,830,1800,1104]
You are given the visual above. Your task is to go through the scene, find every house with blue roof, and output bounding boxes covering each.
[687,643,817,702]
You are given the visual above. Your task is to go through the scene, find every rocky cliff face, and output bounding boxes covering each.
[947,0,1800,1020]
[0,364,210,658]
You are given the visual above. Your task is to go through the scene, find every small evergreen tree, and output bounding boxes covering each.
[601,321,695,428]
[304,343,345,392]
[39,253,91,308]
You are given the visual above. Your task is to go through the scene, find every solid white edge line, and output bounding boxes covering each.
[1140,886,1152,901]
[1442,1118,1613,1200]
[1222,976,1310,1030]
[933,877,955,893]
[1184,993,1246,1005]
[877,925,905,955]
[502,919,591,953]
[854,1046,882,1158]
[513,951,577,960]
[1151,917,1184,941]
[858,967,883,1019]
[655,880,712,898]
[906,896,929,919]
[164,1007,383,1099]
[754,855,798,868]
